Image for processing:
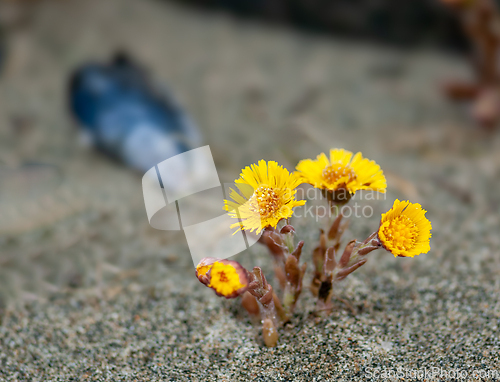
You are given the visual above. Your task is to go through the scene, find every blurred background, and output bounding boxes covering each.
[0,0,499,310]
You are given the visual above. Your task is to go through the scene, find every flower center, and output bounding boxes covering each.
[381,215,418,251]
[218,271,228,283]
[322,164,357,186]
[208,262,245,296]
[249,185,282,219]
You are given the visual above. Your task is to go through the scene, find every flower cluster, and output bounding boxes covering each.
[196,148,432,347]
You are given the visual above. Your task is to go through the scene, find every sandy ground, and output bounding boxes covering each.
[1,0,500,380]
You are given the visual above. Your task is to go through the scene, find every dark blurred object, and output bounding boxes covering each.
[170,0,470,51]
[69,54,202,172]
[441,0,500,129]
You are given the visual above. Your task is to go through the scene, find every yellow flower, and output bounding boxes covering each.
[225,160,306,234]
[208,260,249,298]
[378,200,432,258]
[295,149,387,196]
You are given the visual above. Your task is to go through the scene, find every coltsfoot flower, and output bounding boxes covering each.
[207,260,249,298]
[378,199,432,258]
[295,149,386,201]
[225,160,305,234]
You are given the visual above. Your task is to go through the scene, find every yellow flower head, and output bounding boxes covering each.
[378,200,432,258]
[208,260,249,298]
[225,160,306,234]
[295,149,387,196]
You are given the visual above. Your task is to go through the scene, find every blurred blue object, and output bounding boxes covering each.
[69,54,202,172]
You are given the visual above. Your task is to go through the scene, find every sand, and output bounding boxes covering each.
[1,0,500,380]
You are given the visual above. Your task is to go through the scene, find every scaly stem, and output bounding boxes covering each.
[248,267,279,347]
